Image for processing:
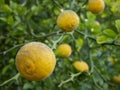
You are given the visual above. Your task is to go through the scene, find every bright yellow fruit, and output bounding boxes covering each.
[56,43,72,58]
[107,57,117,64]
[88,0,105,14]
[57,10,80,32]
[112,76,120,84]
[15,42,56,81]
[73,61,89,72]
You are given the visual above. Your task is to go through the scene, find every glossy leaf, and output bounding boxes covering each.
[75,38,83,51]
[97,35,114,44]
[115,20,120,33]
[103,29,117,38]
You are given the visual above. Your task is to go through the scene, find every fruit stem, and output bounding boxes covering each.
[52,34,64,49]
[0,73,20,86]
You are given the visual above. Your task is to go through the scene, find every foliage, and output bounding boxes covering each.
[0,0,120,90]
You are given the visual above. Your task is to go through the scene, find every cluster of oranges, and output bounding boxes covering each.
[15,0,105,81]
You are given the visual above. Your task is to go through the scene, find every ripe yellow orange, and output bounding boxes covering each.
[107,57,117,64]
[57,10,80,32]
[88,0,105,14]
[15,42,56,81]
[56,43,72,58]
[73,61,89,72]
[112,76,120,84]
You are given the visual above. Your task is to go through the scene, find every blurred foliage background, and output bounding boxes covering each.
[0,0,120,90]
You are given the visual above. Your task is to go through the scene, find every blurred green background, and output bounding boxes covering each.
[0,0,120,90]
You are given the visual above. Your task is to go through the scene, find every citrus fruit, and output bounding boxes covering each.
[107,57,117,64]
[56,43,72,58]
[88,0,105,14]
[15,42,56,81]
[73,61,89,72]
[112,76,120,84]
[57,10,80,32]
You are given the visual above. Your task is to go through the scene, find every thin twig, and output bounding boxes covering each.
[58,72,82,87]
[0,44,23,55]
[30,28,62,38]
[94,67,116,87]
[53,0,63,9]
[75,30,96,41]
[86,37,94,74]
[102,42,120,47]
[0,73,20,86]
[94,66,107,82]
[51,34,64,49]
[92,76,103,90]
[89,48,94,74]
[27,22,62,38]
[75,30,120,47]
[82,0,88,6]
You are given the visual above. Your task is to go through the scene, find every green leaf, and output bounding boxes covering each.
[23,83,33,89]
[87,12,96,22]
[114,35,120,45]
[7,16,14,25]
[103,29,117,38]
[3,4,12,13]
[2,65,10,74]
[0,17,7,22]
[97,35,114,44]
[0,16,14,25]
[75,38,83,51]
[115,20,120,33]
[31,5,39,15]
[0,0,4,12]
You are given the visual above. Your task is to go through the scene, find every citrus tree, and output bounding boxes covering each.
[0,0,120,90]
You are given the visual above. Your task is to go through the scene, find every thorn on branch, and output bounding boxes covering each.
[0,44,23,55]
[58,72,82,87]
[51,34,64,50]
[75,30,96,41]
[0,73,20,86]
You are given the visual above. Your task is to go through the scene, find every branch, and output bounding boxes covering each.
[52,0,63,9]
[30,28,62,38]
[92,75,103,90]
[94,66,107,82]
[75,30,96,41]
[102,42,120,47]
[0,44,23,55]
[75,30,120,47]
[51,34,64,49]
[82,0,88,6]
[27,21,62,39]
[0,73,20,86]
[89,48,94,74]
[58,72,82,87]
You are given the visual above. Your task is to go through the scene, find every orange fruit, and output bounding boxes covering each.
[112,76,120,84]
[88,0,105,14]
[56,43,72,58]
[57,10,80,32]
[15,42,56,81]
[107,57,117,64]
[73,61,89,72]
